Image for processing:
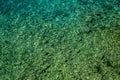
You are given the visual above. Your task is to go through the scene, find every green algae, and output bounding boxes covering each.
[0,0,120,80]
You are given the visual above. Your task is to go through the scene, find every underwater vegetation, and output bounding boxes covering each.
[0,0,120,80]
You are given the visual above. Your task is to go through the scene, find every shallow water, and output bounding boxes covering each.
[0,0,120,80]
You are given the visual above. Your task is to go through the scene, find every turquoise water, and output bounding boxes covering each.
[0,0,120,80]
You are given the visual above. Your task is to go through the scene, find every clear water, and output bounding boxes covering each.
[0,0,120,80]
